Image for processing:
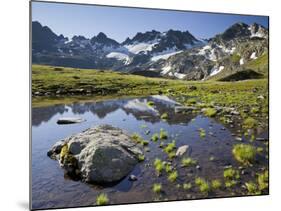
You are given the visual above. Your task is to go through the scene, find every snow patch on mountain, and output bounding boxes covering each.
[161,65,172,75]
[106,52,131,64]
[210,66,225,76]
[124,40,158,54]
[174,72,187,79]
[151,49,183,62]
[250,52,258,60]
[240,58,244,65]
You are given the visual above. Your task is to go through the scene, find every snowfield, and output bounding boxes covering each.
[106,52,131,64]
[210,66,225,76]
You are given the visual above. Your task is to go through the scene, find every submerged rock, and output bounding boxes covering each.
[47,125,143,183]
[176,145,190,157]
[175,106,196,113]
[56,117,85,124]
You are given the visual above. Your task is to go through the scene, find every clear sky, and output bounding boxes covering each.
[32,1,269,42]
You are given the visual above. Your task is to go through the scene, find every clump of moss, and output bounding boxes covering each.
[165,163,172,173]
[225,180,237,188]
[232,144,256,165]
[168,151,176,160]
[187,98,197,104]
[151,133,159,142]
[245,182,261,195]
[147,101,155,106]
[251,107,259,114]
[199,128,206,138]
[60,144,69,162]
[203,108,217,117]
[223,167,240,180]
[243,117,258,129]
[141,140,149,146]
[168,170,178,182]
[137,154,145,162]
[257,170,269,191]
[153,183,162,193]
[211,179,222,189]
[181,157,197,167]
[159,128,168,140]
[131,133,143,144]
[163,141,176,154]
[195,177,210,194]
[160,113,168,120]
[183,183,192,190]
[96,193,109,205]
[154,158,164,175]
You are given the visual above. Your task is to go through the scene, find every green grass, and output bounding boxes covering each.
[154,158,164,175]
[183,183,192,190]
[181,157,197,167]
[199,128,206,138]
[163,141,176,154]
[195,178,210,194]
[225,180,237,188]
[203,108,217,117]
[257,170,269,191]
[168,170,178,182]
[96,193,109,205]
[243,117,258,129]
[245,52,268,76]
[153,183,162,193]
[147,101,155,107]
[160,112,168,120]
[151,133,159,142]
[137,154,145,162]
[211,179,222,189]
[245,182,261,195]
[223,168,240,180]
[159,128,168,140]
[232,144,257,165]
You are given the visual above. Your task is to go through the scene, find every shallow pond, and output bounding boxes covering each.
[31,95,268,209]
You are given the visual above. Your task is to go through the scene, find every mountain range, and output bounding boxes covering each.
[32,21,268,81]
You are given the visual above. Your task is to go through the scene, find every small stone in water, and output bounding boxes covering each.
[196,165,201,170]
[129,175,138,181]
[235,137,243,141]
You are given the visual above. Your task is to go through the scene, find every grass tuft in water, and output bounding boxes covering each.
[183,183,192,190]
[211,179,222,189]
[181,157,197,167]
[153,183,162,193]
[168,170,178,182]
[243,117,258,129]
[160,112,168,120]
[147,101,155,107]
[159,128,168,140]
[232,144,256,165]
[96,193,109,206]
[203,108,217,117]
[245,182,261,195]
[195,177,210,194]
[154,158,164,175]
[257,170,269,191]
[151,133,159,142]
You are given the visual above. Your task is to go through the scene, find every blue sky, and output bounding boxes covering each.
[32,1,268,42]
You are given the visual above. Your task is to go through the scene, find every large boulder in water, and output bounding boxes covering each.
[47,125,143,183]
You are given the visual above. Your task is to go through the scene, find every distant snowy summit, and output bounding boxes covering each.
[32,21,268,81]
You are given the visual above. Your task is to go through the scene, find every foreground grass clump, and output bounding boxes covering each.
[147,101,155,107]
[160,112,168,120]
[243,117,258,129]
[151,133,159,142]
[131,133,143,144]
[211,179,222,189]
[223,168,240,180]
[232,144,256,165]
[195,177,210,194]
[199,128,206,138]
[154,158,164,175]
[168,170,178,182]
[181,157,197,167]
[163,141,176,154]
[137,154,145,162]
[203,108,217,117]
[245,182,261,195]
[153,183,162,193]
[159,128,168,140]
[257,170,269,191]
[96,193,109,205]
[183,183,192,190]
